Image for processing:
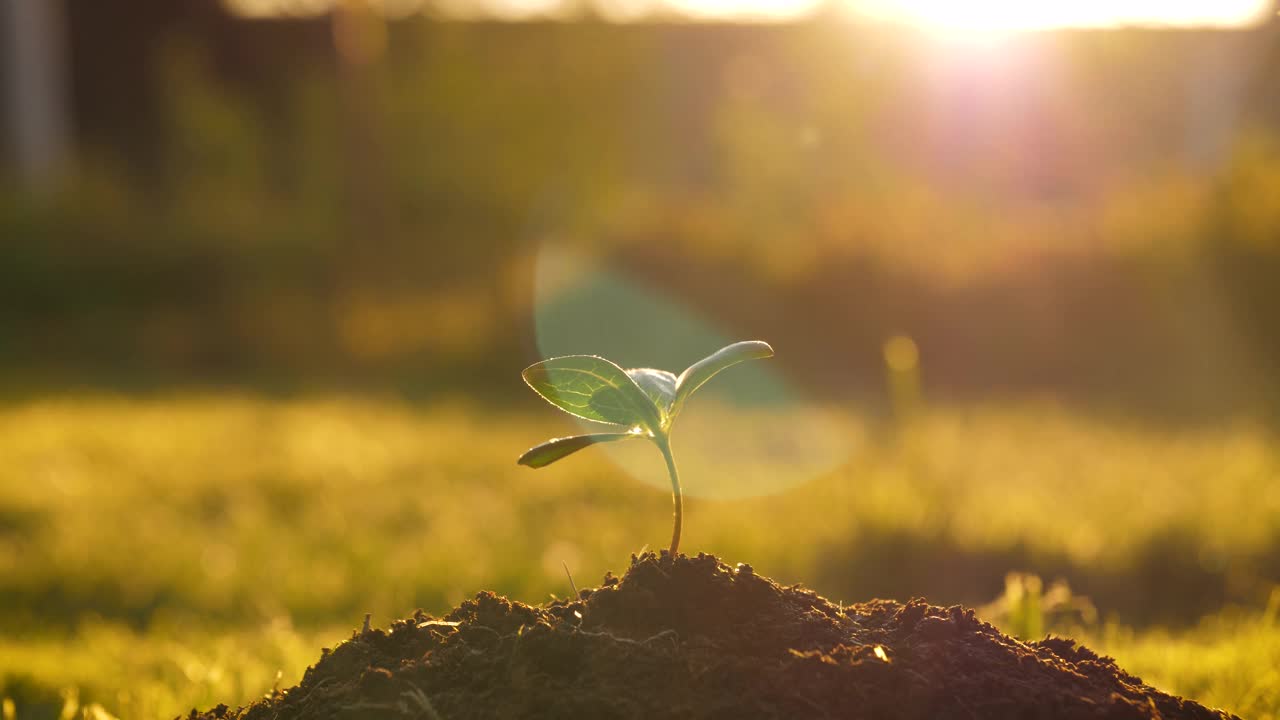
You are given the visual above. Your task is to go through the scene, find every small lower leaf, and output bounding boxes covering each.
[517,432,640,468]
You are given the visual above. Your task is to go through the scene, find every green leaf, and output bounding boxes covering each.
[627,368,677,414]
[672,341,774,417]
[517,432,639,468]
[522,355,664,431]
[588,387,642,425]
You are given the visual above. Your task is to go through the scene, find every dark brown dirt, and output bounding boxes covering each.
[187,553,1239,720]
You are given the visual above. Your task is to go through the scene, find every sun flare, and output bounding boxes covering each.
[225,0,1275,24]
[862,0,1272,30]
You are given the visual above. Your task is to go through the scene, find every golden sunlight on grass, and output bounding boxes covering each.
[1,396,1277,717]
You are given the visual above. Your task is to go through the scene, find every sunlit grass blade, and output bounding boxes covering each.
[672,341,774,416]
[517,432,640,468]
[522,355,663,431]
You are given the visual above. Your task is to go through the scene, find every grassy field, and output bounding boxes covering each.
[0,394,1277,719]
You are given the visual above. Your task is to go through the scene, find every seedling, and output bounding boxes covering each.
[518,340,774,557]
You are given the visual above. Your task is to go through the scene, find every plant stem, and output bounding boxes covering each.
[656,435,682,557]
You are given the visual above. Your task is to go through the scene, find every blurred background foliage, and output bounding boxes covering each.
[3,4,1280,415]
[2,1,1280,718]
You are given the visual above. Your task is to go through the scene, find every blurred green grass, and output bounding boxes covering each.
[0,395,1277,718]
[1085,598,1280,720]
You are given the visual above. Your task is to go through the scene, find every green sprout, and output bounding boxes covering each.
[517,340,774,557]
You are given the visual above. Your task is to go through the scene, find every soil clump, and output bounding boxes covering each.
[188,553,1238,720]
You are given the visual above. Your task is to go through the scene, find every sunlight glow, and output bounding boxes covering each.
[534,246,850,499]
[226,0,1275,24]
[665,0,820,20]
[861,0,1271,30]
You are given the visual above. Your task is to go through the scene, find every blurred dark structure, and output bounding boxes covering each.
[62,2,335,182]
[1,1,1278,416]
[0,0,70,190]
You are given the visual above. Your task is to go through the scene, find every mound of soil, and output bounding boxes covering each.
[189,553,1237,720]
